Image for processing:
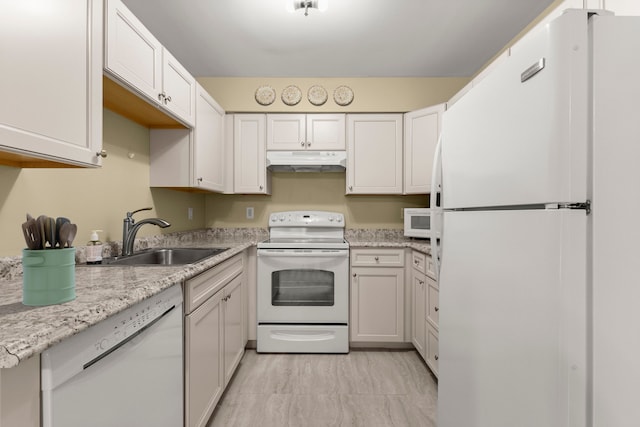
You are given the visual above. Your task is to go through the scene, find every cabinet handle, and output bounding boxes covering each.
[197,177,203,183]
[434,355,439,361]
[96,149,107,158]
[434,306,439,312]
[158,92,165,102]
[414,259,419,265]
[165,95,172,103]
[306,142,311,147]
[301,141,305,147]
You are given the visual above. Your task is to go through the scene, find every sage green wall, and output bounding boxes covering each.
[0,109,206,257]
[200,77,468,230]
[205,173,428,229]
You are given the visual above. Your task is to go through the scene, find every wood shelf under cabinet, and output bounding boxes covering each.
[103,75,186,129]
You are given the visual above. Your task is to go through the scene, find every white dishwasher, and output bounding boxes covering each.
[41,284,183,427]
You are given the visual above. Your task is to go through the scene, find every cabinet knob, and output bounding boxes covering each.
[434,306,439,312]
[348,186,353,191]
[165,95,172,103]
[197,177,203,182]
[306,142,311,147]
[419,280,424,285]
[301,141,305,147]
[414,259,419,264]
[158,92,165,102]
[353,273,357,278]
[259,185,264,190]
[374,256,379,262]
[434,355,439,361]
[96,149,107,158]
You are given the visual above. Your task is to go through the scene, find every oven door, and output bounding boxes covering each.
[257,249,349,323]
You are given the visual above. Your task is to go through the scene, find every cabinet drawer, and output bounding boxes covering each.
[411,251,427,274]
[184,254,243,314]
[427,276,439,328]
[350,249,405,267]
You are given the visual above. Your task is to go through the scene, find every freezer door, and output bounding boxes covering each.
[441,11,589,209]
[591,15,640,427]
[438,209,587,427]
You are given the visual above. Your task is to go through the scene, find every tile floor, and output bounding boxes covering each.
[207,349,438,427]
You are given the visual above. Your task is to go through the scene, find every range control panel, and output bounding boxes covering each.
[268,211,344,227]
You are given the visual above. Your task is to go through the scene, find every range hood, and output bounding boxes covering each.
[266,151,347,172]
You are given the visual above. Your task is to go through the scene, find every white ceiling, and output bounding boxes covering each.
[122,0,556,78]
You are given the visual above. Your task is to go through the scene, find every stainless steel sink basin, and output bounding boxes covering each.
[97,247,228,266]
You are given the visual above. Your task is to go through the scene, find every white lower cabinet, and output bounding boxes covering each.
[411,250,438,377]
[411,266,427,359]
[184,254,245,427]
[350,249,405,342]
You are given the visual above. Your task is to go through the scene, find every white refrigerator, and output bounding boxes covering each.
[432,9,640,427]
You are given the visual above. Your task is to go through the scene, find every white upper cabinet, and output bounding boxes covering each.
[0,0,103,168]
[105,0,196,127]
[233,114,271,194]
[193,85,225,192]
[404,103,445,194]
[149,84,225,192]
[346,114,403,194]
[267,114,346,150]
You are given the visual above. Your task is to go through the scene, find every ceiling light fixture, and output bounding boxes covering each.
[287,0,328,16]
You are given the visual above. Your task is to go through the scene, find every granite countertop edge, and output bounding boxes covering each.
[0,229,431,369]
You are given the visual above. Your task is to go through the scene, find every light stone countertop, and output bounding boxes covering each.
[0,228,430,369]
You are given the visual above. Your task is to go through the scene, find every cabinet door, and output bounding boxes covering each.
[185,290,224,427]
[427,276,439,328]
[350,266,404,342]
[234,114,271,194]
[161,48,196,126]
[266,114,306,150]
[404,104,444,194]
[194,84,225,192]
[105,0,162,102]
[412,269,427,359]
[223,275,245,385]
[0,0,103,168]
[346,114,403,194]
[307,114,346,150]
[426,323,439,377]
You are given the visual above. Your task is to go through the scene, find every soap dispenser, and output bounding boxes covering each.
[86,230,103,265]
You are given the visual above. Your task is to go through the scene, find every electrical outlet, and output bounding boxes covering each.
[188,207,193,220]
[246,207,254,220]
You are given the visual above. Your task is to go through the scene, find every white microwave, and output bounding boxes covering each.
[404,208,433,239]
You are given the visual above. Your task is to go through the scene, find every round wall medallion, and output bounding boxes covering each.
[307,85,328,106]
[333,85,354,106]
[281,85,302,106]
[255,85,276,106]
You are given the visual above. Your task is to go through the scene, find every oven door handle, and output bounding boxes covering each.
[257,250,349,257]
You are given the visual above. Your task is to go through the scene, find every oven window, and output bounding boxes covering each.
[271,269,334,306]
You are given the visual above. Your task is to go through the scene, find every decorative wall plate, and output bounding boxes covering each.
[281,85,302,106]
[255,85,276,106]
[307,85,328,106]
[333,85,354,106]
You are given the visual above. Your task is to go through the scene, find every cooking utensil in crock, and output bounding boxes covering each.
[22,219,41,250]
[55,217,70,247]
[59,223,78,248]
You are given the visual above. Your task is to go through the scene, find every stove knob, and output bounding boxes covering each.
[279,215,285,222]
[336,216,343,223]
[328,216,334,222]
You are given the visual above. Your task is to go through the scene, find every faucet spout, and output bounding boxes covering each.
[122,209,171,256]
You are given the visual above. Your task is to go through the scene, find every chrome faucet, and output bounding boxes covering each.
[122,207,171,256]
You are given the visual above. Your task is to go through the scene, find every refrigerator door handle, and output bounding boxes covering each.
[430,134,443,281]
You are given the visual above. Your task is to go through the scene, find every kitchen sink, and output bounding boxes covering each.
[95,247,229,266]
